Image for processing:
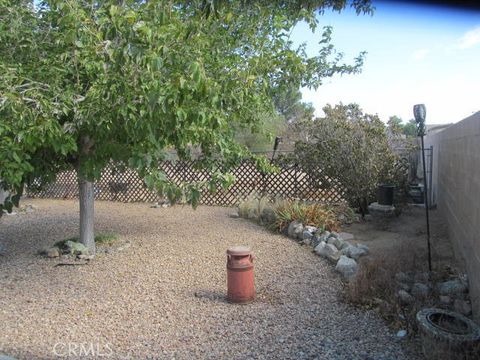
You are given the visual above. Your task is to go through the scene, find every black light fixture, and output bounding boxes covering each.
[413,103,432,271]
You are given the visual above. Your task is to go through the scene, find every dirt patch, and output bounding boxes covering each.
[344,205,456,272]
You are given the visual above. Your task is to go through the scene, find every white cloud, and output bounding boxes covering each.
[457,26,480,49]
[412,48,429,61]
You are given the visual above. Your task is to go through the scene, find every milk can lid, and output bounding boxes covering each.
[227,246,251,256]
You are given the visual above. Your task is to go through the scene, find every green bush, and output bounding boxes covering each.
[290,103,406,215]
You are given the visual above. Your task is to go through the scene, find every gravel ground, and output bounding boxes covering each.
[0,199,421,360]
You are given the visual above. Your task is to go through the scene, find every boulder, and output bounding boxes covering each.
[314,242,340,263]
[46,247,60,258]
[327,236,346,251]
[356,243,370,254]
[312,234,328,248]
[260,207,276,224]
[454,299,472,316]
[437,279,468,296]
[414,272,430,283]
[341,245,368,260]
[304,225,318,234]
[302,237,312,246]
[338,232,354,241]
[439,295,452,305]
[398,290,415,304]
[411,283,430,299]
[328,231,340,239]
[335,255,358,279]
[397,282,411,292]
[77,254,95,261]
[301,230,314,241]
[395,272,412,284]
[287,221,304,240]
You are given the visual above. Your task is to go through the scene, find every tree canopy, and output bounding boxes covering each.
[0,0,372,250]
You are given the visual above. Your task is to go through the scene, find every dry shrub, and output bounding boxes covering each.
[345,241,436,334]
[273,200,339,233]
[238,192,271,220]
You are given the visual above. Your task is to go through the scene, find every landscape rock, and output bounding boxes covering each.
[396,282,411,292]
[338,232,354,241]
[439,295,452,305]
[260,207,276,224]
[396,330,407,338]
[302,237,312,246]
[437,279,468,296]
[395,272,412,284]
[287,221,304,240]
[77,254,95,261]
[327,236,346,251]
[335,255,358,279]
[356,243,370,254]
[229,211,240,218]
[312,234,328,248]
[342,245,368,260]
[301,230,313,242]
[411,283,430,299]
[454,299,472,316]
[65,241,89,255]
[414,272,430,283]
[398,290,415,304]
[304,225,317,234]
[314,242,340,263]
[328,231,339,239]
[367,202,396,218]
[46,247,60,258]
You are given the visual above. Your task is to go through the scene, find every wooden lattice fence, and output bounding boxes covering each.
[27,160,345,206]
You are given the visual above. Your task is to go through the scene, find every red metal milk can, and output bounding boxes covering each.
[226,246,255,303]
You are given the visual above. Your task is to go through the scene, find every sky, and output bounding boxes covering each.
[290,1,480,125]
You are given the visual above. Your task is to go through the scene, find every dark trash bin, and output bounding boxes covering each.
[377,184,395,205]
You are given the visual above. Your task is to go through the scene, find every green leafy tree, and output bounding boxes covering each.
[0,0,372,254]
[292,103,399,215]
[403,119,417,137]
[387,115,404,135]
[387,116,417,138]
[235,113,286,152]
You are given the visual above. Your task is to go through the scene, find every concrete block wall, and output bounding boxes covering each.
[425,111,480,321]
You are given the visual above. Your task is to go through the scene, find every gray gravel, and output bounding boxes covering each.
[0,199,421,359]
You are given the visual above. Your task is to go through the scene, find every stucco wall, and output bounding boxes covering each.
[424,111,480,320]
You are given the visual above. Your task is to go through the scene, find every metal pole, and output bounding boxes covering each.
[420,135,432,271]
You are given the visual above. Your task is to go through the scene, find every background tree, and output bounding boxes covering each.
[291,103,400,215]
[0,0,372,254]
[387,115,417,138]
[403,119,418,137]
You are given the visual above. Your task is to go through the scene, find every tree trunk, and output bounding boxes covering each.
[78,176,95,255]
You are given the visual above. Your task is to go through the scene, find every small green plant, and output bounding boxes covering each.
[55,233,118,248]
[94,233,118,245]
